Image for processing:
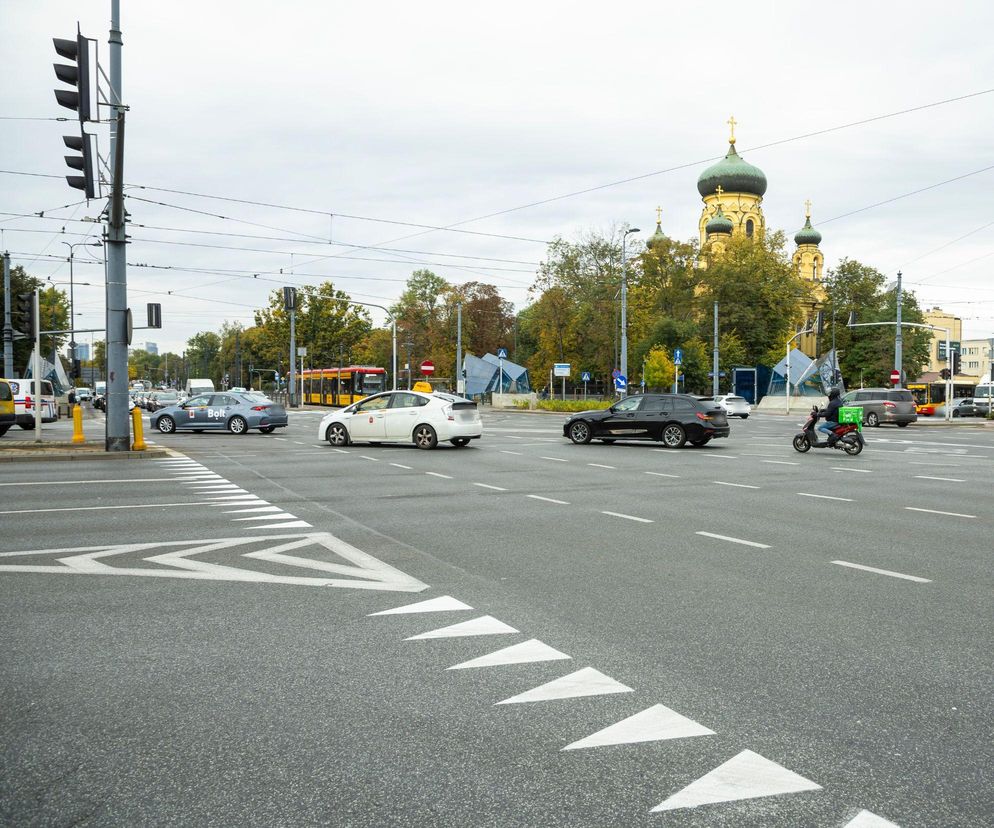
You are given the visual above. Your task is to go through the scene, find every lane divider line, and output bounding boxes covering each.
[832,467,872,473]
[914,475,965,482]
[425,472,453,479]
[645,471,680,478]
[831,560,931,583]
[540,456,568,462]
[696,532,770,549]
[390,463,413,470]
[602,511,653,523]
[762,460,799,466]
[527,495,569,505]
[905,506,976,519]
[713,481,760,489]
[473,483,508,491]
[797,492,853,502]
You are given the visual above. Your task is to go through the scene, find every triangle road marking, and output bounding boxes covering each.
[405,615,518,640]
[843,810,901,827]
[562,703,714,750]
[368,595,473,615]
[448,638,571,670]
[496,666,633,705]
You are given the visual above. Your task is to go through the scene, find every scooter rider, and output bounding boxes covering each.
[818,387,843,445]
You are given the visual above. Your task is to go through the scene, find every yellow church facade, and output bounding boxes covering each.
[647,117,827,358]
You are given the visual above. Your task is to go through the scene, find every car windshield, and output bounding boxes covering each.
[433,392,472,404]
[242,393,272,404]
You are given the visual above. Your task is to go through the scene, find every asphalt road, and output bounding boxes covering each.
[2,407,992,827]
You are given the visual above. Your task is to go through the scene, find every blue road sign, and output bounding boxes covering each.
[581,371,591,382]
[614,375,627,391]
[674,348,683,365]
[640,379,646,387]
[497,347,508,359]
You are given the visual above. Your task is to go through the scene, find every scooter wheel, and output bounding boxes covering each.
[792,434,811,453]
[843,437,863,456]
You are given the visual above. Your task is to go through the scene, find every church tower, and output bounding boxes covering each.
[698,117,768,247]
[793,201,826,358]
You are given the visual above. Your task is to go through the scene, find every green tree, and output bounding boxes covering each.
[0,265,70,373]
[185,331,222,382]
[643,346,676,390]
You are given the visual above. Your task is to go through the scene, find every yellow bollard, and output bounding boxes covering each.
[131,405,147,451]
[71,404,86,444]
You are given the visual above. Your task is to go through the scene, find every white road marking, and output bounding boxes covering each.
[0,533,428,591]
[843,809,901,827]
[359,455,379,462]
[497,667,633,705]
[587,463,616,469]
[539,456,568,462]
[332,448,349,454]
[696,532,770,549]
[702,454,738,459]
[832,467,872,473]
[293,441,305,445]
[369,595,472,616]
[562,703,714,751]
[797,492,854,502]
[741,452,784,457]
[0,478,174,487]
[602,510,653,523]
[831,560,931,583]
[274,437,287,441]
[425,472,453,479]
[405,615,518,640]
[762,460,799,466]
[251,520,312,529]
[473,483,508,491]
[713,481,760,489]
[527,495,569,505]
[223,505,282,514]
[0,502,215,515]
[905,506,975,519]
[914,475,965,482]
[390,463,413,470]
[202,494,264,501]
[232,514,299,522]
[448,639,571,670]
[645,471,680,478]
[186,483,239,489]
[500,450,523,456]
[909,462,960,467]
[651,749,821,812]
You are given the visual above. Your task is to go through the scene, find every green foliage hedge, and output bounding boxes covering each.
[535,399,613,412]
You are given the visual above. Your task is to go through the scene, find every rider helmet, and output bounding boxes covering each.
[828,387,841,400]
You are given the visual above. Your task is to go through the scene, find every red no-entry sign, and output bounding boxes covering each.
[890,369,901,384]
[420,360,435,375]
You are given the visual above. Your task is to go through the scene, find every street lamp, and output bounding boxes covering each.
[61,239,103,379]
[620,227,641,396]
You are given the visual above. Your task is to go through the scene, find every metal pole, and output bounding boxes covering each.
[620,234,628,396]
[894,270,903,388]
[391,319,397,390]
[33,288,42,441]
[288,307,296,407]
[945,330,952,423]
[785,339,791,415]
[104,108,129,451]
[712,301,719,396]
[2,252,12,378]
[68,247,76,378]
[456,301,462,394]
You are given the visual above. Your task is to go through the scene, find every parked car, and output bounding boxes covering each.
[318,390,482,449]
[840,388,917,427]
[0,378,15,436]
[9,379,58,428]
[563,393,730,448]
[932,398,980,418]
[709,394,751,418]
[150,391,288,435]
[147,390,180,412]
[75,387,93,401]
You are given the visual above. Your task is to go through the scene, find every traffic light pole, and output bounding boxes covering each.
[33,288,42,441]
[2,252,12,378]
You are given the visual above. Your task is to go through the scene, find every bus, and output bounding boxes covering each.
[301,366,387,406]
[906,381,976,415]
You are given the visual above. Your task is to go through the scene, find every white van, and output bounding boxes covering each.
[186,378,215,397]
[10,378,58,428]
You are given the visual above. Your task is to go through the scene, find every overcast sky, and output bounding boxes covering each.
[4,1,994,357]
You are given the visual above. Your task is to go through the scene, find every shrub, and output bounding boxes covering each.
[536,399,613,412]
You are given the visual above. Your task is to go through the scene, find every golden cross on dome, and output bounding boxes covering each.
[715,184,724,199]
[656,205,662,224]
[804,199,812,218]
[727,115,737,144]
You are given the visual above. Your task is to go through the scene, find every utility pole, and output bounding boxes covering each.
[620,227,640,396]
[104,1,129,451]
[289,308,296,407]
[455,301,463,395]
[33,288,42,441]
[2,252,12,378]
[235,329,241,388]
[894,270,903,389]
[712,301,719,396]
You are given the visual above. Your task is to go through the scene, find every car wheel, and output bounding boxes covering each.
[259,426,276,433]
[413,424,438,450]
[568,421,592,444]
[689,437,712,447]
[0,425,9,437]
[228,416,248,434]
[661,424,686,448]
[18,423,32,430]
[193,429,204,433]
[792,434,811,453]
[896,422,909,428]
[326,423,349,446]
[600,439,615,444]
[866,412,880,427]
[450,437,470,447]
[156,416,175,434]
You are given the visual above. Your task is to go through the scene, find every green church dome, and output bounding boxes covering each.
[794,215,822,246]
[705,205,733,235]
[646,221,667,249]
[697,142,768,198]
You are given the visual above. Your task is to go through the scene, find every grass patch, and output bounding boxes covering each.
[536,399,613,412]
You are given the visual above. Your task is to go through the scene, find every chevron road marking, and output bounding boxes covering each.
[0,533,428,592]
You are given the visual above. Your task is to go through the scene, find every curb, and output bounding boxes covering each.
[0,448,170,463]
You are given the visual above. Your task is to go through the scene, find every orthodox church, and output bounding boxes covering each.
[646,117,826,358]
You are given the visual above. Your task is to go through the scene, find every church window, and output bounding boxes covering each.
[745,219,754,237]
[812,263,817,281]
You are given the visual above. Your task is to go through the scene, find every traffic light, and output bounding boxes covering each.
[53,32,93,121]
[16,293,36,339]
[147,303,162,328]
[283,287,297,311]
[940,368,951,380]
[816,310,825,336]
[952,352,961,375]
[63,130,98,199]
[72,359,82,379]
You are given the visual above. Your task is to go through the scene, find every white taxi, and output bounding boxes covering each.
[318,390,482,449]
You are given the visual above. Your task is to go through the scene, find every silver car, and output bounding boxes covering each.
[712,394,751,419]
[150,392,288,435]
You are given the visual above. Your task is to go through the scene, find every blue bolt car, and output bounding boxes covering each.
[150,391,288,435]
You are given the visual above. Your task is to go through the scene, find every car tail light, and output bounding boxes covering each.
[442,404,454,421]
[24,395,32,410]
[251,405,269,411]
[696,412,710,421]
[883,401,895,409]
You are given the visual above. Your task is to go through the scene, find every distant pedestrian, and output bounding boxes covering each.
[68,388,77,407]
